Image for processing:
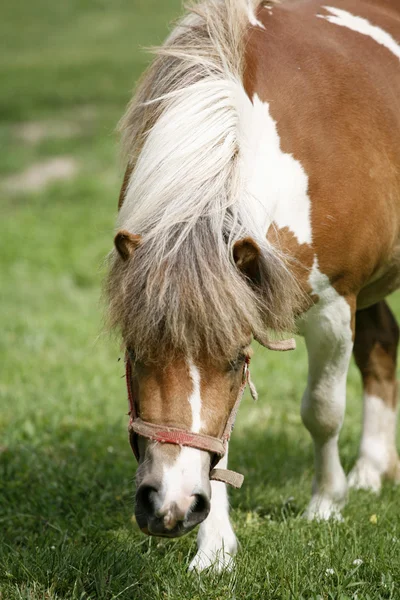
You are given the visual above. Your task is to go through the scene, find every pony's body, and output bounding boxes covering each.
[107,0,400,570]
[246,0,400,307]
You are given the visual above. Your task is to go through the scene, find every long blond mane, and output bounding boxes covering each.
[106,0,300,363]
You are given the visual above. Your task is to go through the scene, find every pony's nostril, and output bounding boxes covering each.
[188,493,210,524]
[190,493,207,514]
[136,484,159,518]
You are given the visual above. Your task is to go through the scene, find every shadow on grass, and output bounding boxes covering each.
[1,416,313,534]
[227,437,312,525]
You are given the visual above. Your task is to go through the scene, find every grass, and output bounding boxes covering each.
[1,0,399,598]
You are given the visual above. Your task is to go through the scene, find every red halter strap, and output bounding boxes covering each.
[125,354,250,488]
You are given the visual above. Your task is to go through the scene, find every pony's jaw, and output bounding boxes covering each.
[135,444,211,537]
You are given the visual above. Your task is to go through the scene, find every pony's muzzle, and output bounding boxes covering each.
[135,484,210,537]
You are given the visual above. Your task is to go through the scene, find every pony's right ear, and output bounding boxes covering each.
[114,230,141,261]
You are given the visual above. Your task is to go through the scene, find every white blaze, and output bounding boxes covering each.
[160,360,204,507]
[188,361,202,433]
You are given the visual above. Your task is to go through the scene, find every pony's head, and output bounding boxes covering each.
[108,231,296,537]
[126,345,251,537]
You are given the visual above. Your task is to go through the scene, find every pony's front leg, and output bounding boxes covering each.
[189,450,237,572]
[300,295,355,520]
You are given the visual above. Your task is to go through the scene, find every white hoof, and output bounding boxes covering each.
[189,532,237,573]
[304,495,344,521]
[348,458,382,493]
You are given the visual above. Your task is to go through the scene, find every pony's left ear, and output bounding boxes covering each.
[232,237,262,283]
[114,230,141,261]
[233,237,297,352]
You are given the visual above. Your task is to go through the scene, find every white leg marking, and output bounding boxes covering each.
[348,394,399,492]
[319,7,400,60]
[189,449,237,573]
[300,259,353,521]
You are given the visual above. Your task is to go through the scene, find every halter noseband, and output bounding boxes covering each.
[125,337,295,489]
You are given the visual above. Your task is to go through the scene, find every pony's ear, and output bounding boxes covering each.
[233,237,261,283]
[114,230,141,261]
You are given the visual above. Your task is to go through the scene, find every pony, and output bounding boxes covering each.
[105,0,400,571]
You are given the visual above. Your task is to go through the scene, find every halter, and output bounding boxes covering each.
[125,337,295,489]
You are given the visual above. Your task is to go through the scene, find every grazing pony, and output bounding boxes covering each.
[106,0,400,571]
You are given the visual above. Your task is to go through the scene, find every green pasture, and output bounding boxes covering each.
[1,1,399,598]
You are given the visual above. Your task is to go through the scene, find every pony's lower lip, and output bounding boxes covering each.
[146,519,194,538]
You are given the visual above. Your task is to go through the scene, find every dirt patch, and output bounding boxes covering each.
[14,121,81,144]
[3,157,78,193]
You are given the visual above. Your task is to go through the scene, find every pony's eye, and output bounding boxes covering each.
[228,352,246,372]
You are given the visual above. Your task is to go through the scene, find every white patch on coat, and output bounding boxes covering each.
[188,361,202,433]
[348,394,398,492]
[319,7,400,60]
[189,449,237,572]
[237,92,312,244]
[300,258,353,520]
[247,1,265,29]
